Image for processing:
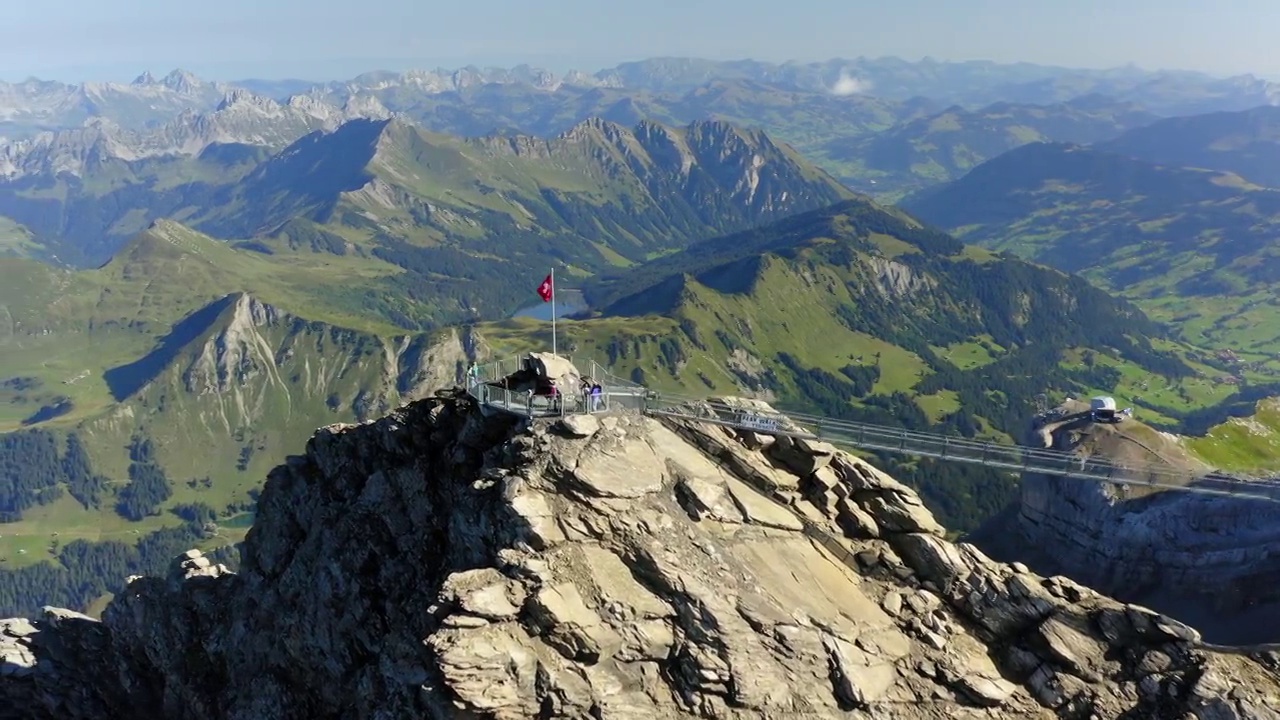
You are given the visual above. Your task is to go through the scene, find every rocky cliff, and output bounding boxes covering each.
[4,392,1280,719]
[972,399,1280,647]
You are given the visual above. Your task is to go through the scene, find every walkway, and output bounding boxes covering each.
[466,356,1280,504]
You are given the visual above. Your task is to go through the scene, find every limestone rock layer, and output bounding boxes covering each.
[3,391,1279,719]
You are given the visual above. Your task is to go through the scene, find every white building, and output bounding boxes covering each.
[1090,396,1119,422]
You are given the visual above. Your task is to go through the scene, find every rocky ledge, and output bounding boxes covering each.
[3,391,1280,719]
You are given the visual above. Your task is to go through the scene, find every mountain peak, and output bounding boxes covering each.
[131,71,157,86]
[558,116,628,142]
[685,117,761,144]
[104,220,222,269]
[4,393,1275,716]
[215,88,278,113]
[161,69,201,93]
[338,93,392,119]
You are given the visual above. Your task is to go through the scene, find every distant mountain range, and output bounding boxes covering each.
[5,56,1280,201]
[0,117,854,321]
[903,102,1280,362]
[0,90,392,180]
[1096,105,1280,187]
[8,56,1280,136]
[824,96,1161,197]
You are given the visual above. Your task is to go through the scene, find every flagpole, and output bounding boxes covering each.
[550,267,557,356]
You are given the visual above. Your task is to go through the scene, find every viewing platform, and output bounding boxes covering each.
[464,352,1280,503]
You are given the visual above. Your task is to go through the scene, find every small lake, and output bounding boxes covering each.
[220,512,256,529]
[509,289,587,321]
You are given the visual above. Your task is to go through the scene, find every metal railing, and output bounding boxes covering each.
[463,354,1280,504]
[643,390,1280,504]
[466,354,621,419]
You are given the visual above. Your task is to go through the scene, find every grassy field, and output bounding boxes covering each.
[0,314,397,569]
[931,337,1003,370]
[1057,345,1239,426]
[916,390,961,421]
[0,216,38,258]
[1185,398,1280,473]
[484,255,936,401]
[905,143,1280,360]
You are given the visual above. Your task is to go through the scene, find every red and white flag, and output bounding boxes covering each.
[536,273,553,303]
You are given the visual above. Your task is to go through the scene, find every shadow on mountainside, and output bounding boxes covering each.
[103,295,238,402]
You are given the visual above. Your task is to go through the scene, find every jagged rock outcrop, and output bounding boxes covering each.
[973,398,1280,644]
[0,87,391,180]
[4,392,1280,718]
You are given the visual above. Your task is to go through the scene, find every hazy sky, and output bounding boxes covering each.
[2,0,1275,82]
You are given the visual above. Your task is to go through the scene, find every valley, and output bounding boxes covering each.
[902,137,1280,370]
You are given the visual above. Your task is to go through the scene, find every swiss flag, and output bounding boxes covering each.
[536,274,553,303]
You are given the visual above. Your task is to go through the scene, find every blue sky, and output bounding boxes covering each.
[2,0,1275,82]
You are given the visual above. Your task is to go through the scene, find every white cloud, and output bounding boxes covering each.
[831,70,871,96]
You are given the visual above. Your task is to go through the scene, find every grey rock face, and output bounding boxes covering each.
[977,400,1280,643]
[3,391,1279,718]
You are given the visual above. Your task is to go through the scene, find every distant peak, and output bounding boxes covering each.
[688,118,734,130]
[162,69,201,93]
[562,69,594,86]
[81,116,120,130]
[215,88,276,112]
[340,93,392,119]
[684,118,757,145]
[632,118,677,141]
[559,117,627,142]
[131,71,157,86]
[106,219,204,266]
[568,117,613,131]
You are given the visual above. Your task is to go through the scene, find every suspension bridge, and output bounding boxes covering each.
[468,354,1280,505]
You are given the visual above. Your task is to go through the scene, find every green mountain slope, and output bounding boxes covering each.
[0,216,39,258]
[204,116,852,243]
[902,142,1280,362]
[823,97,1158,199]
[0,187,1260,616]
[1,117,857,329]
[1098,105,1280,188]
[202,117,855,326]
[0,219,415,431]
[0,143,271,267]
[0,221,479,616]
[477,199,1218,530]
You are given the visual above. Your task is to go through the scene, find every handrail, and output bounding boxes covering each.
[643,391,1280,503]
[465,355,1280,504]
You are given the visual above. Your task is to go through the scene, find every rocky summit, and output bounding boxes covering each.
[3,391,1280,719]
